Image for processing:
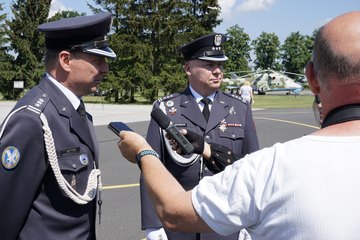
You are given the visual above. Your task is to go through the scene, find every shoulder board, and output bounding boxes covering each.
[0,92,50,139]
[156,93,181,104]
[24,92,50,115]
[223,92,247,104]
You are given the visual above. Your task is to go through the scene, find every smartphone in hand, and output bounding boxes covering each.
[108,122,133,135]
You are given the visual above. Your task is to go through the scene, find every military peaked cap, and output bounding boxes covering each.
[38,12,116,59]
[178,33,228,62]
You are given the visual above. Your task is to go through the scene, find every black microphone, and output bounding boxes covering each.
[151,108,194,155]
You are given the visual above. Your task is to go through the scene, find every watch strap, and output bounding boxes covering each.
[135,149,160,169]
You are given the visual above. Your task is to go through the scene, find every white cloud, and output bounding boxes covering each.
[49,0,71,17]
[218,0,277,21]
[218,0,237,14]
[236,0,277,12]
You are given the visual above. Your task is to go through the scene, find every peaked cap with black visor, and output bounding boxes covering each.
[177,33,228,62]
[38,12,116,59]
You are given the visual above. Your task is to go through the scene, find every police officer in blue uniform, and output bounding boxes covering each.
[141,33,259,240]
[0,12,116,240]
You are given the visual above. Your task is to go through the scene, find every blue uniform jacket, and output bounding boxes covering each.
[0,77,99,240]
[141,87,259,240]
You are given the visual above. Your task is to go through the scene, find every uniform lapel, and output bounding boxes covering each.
[206,91,229,133]
[39,78,95,153]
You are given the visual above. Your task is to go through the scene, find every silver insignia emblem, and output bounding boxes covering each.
[214,34,222,47]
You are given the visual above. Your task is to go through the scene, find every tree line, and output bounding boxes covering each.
[0,0,316,103]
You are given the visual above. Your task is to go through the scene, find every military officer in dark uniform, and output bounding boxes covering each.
[141,33,259,240]
[0,12,116,240]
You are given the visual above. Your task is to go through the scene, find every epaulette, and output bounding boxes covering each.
[223,91,247,104]
[24,92,50,116]
[0,92,50,141]
[155,93,181,104]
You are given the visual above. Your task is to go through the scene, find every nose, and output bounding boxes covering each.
[212,64,223,73]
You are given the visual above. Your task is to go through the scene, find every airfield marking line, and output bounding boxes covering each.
[102,183,139,190]
[254,116,320,129]
[253,111,310,115]
[102,116,318,191]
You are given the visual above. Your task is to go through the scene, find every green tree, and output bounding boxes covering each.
[252,32,281,70]
[281,31,313,78]
[224,24,251,74]
[90,0,221,103]
[6,0,51,99]
[0,3,16,100]
[48,10,86,22]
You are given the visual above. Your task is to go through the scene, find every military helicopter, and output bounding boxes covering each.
[223,69,304,95]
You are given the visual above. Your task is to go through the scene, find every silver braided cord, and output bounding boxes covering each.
[158,102,199,166]
[40,113,100,204]
[0,105,100,205]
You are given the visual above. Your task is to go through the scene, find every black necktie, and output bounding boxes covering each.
[201,98,211,122]
[77,100,87,123]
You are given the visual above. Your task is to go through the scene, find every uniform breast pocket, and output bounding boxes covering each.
[218,127,245,155]
[219,127,245,140]
[58,152,91,191]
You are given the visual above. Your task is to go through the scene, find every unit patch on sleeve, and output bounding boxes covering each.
[1,146,21,170]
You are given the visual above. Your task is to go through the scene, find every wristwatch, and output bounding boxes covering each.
[135,149,160,169]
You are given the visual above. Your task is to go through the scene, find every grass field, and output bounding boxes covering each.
[83,94,315,109]
[252,94,314,109]
[2,93,315,109]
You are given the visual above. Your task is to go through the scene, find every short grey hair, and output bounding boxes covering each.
[44,49,61,71]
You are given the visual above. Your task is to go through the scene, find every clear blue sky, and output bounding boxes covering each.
[3,0,360,42]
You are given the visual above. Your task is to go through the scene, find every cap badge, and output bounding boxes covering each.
[214,34,222,47]
[2,146,20,170]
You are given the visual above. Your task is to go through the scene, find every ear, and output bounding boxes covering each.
[58,50,71,72]
[183,62,191,76]
[305,61,320,95]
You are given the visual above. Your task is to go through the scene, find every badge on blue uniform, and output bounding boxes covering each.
[79,154,89,166]
[166,100,174,107]
[1,146,20,169]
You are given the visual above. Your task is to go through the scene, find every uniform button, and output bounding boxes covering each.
[72,163,77,169]
[205,135,210,140]
[231,134,236,138]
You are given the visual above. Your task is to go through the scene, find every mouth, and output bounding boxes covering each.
[211,78,222,83]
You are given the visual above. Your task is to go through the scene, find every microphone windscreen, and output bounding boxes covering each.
[151,108,171,129]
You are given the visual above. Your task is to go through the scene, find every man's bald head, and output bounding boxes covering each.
[308,11,360,121]
[312,11,360,85]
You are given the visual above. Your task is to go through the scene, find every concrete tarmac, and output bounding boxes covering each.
[0,101,153,125]
[0,100,319,239]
